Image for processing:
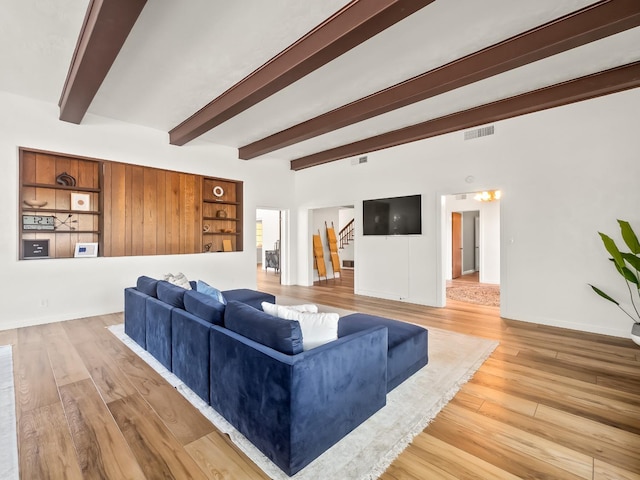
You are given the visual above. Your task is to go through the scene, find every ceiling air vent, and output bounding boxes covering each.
[351,156,368,165]
[464,125,494,140]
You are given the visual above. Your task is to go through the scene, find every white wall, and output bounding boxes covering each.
[0,92,295,330]
[293,88,640,338]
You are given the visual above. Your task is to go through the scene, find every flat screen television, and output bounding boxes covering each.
[363,194,422,235]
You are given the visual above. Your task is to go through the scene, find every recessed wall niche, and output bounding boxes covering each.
[18,147,243,259]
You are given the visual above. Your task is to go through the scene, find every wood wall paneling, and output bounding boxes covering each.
[155,170,167,255]
[143,167,158,255]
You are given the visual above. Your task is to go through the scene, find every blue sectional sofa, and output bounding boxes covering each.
[124,275,428,476]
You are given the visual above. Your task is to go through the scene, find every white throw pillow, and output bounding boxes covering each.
[261,302,317,318]
[295,311,339,350]
[164,271,192,290]
[261,302,338,350]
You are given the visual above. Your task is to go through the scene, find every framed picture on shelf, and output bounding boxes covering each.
[23,239,50,259]
[71,193,91,211]
[74,242,98,258]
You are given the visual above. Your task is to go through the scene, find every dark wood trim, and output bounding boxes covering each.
[168,0,435,146]
[290,61,640,170]
[58,0,147,124]
[241,0,640,160]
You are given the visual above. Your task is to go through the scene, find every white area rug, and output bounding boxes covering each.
[109,311,497,479]
[0,345,19,480]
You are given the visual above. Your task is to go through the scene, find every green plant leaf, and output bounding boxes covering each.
[589,284,620,305]
[622,252,640,271]
[599,232,625,269]
[621,266,639,285]
[612,259,623,276]
[618,220,640,254]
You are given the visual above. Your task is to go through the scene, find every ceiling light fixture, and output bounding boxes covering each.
[474,190,501,202]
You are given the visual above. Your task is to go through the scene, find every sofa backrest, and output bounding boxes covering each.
[156,280,188,309]
[183,290,225,325]
[224,300,303,355]
[136,276,158,297]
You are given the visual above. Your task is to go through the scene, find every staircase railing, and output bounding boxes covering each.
[339,218,355,249]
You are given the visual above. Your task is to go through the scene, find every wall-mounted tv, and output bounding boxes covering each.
[363,194,422,236]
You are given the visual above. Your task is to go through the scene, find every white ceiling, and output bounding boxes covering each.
[1,0,639,163]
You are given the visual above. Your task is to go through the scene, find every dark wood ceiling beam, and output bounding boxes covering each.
[242,0,640,160]
[58,0,147,124]
[290,61,640,171]
[168,0,435,146]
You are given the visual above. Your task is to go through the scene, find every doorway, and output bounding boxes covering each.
[309,205,355,292]
[441,193,501,307]
[451,210,480,280]
[256,208,287,285]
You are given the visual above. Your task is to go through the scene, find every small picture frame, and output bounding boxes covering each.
[71,193,91,211]
[74,242,98,258]
[23,239,50,259]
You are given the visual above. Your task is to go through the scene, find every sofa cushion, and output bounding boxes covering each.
[124,287,147,348]
[339,313,428,392]
[156,281,187,309]
[224,301,303,355]
[136,276,158,297]
[196,280,226,304]
[222,289,276,310]
[184,290,225,325]
[261,302,337,350]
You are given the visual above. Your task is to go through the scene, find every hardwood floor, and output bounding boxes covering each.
[3,271,639,479]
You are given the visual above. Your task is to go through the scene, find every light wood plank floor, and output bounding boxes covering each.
[2,269,638,479]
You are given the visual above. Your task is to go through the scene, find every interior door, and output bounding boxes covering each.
[452,212,462,279]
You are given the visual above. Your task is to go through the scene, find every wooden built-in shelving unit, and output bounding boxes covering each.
[18,148,244,259]
[201,176,243,253]
[19,149,102,259]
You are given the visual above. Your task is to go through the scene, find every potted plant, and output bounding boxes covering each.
[589,220,640,346]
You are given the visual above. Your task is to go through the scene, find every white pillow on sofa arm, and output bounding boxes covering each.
[261,302,338,350]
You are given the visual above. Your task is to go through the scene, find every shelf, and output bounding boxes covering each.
[203,217,239,221]
[22,208,101,215]
[22,230,100,234]
[203,199,240,205]
[203,232,240,236]
[22,182,101,193]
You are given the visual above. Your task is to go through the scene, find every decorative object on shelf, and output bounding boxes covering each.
[74,242,98,258]
[54,214,78,230]
[23,239,49,259]
[204,242,213,252]
[222,239,233,252]
[589,219,640,347]
[56,171,76,186]
[216,209,227,218]
[203,224,210,232]
[22,214,55,230]
[213,185,224,198]
[23,199,48,208]
[70,192,91,211]
[219,228,234,233]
